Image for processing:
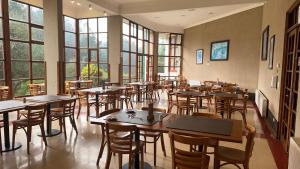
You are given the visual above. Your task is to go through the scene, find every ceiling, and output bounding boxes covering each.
[19,0,266,33]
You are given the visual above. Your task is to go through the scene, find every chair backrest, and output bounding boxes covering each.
[0,86,9,101]
[245,125,256,162]
[214,96,231,115]
[169,131,218,169]
[141,107,166,113]
[105,122,137,154]
[192,112,219,119]
[28,84,42,96]
[25,104,47,125]
[100,109,120,117]
[176,93,190,104]
[62,98,76,116]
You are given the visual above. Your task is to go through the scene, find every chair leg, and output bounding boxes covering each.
[27,127,32,154]
[59,118,63,133]
[160,134,166,157]
[70,116,78,134]
[62,118,67,140]
[214,158,221,169]
[0,128,2,155]
[128,153,132,169]
[97,127,106,165]
[105,151,112,169]
[118,154,123,169]
[77,102,81,119]
[40,124,47,146]
[154,136,157,166]
[140,147,144,169]
[12,125,17,149]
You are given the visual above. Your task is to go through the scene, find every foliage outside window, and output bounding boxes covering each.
[122,19,154,84]
[9,0,45,96]
[158,33,182,79]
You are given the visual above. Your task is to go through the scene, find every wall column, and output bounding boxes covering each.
[43,0,64,94]
[108,15,122,83]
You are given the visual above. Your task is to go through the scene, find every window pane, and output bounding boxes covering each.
[123,35,129,51]
[131,66,136,79]
[0,61,4,80]
[12,80,29,97]
[98,33,107,48]
[99,49,107,63]
[89,33,97,48]
[130,37,136,52]
[30,6,43,25]
[65,32,76,47]
[159,33,169,44]
[123,66,129,79]
[32,62,45,78]
[80,49,88,62]
[98,18,107,32]
[12,61,29,78]
[158,57,167,67]
[0,41,4,60]
[149,43,153,55]
[31,27,44,42]
[158,45,169,56]
[64,16,76,32]
[9,0,28,22]
[10,21,29,41]
[0,19,3,38]
[10,42,29,60]
[88,18,97,33]
[138,26,143,39]
[65,48,76,62]
[144,42,148,54]
[123,19,129,35]
[80,34,88,48]
[131,54,136,66]
[79,19,88,33]
[80,63,88,78]
[32,44,44,61]
[90,50,97,62]
[66,63,76,77]
[99,64,108,81]
[123,52,129,65]
[138,40,143,53]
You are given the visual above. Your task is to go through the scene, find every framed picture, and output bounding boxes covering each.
[210,40,230,61]
[196,49,203,64]
[268,35,275,69]
[261,26,269,61]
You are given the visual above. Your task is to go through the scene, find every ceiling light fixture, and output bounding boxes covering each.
[71,0,75,4]
[89,4,93,10]
[76,2,81,6]
[104,11,107,16]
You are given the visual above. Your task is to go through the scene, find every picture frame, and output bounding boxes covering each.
[196,49,203,64]
[261,26,269,61]
[268,35,275,69]
[210,40,230,61]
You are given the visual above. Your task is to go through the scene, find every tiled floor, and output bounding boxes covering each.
[0,92,279,169]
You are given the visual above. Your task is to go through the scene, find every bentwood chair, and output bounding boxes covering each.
[0,114,3,155]
[214,96,231,119]
[119,87,134,109]
[76,90,96,120]
[28,84,44,96]
[96,109,122,165]
[12,104,48,154]
[50,98,77,140]
[167,90,176,113]
[230,95,249,125]
[214,125,256,169]
[105,122,144,169]
[0,86,9,101]
[169,131,218,169]
[175,93,193,115]
[140,107,167,166]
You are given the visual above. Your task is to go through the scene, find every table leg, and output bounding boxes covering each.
[96,94,100,117]
[40,104,60,137]
[137,86,141,102]
[2,112,22,152]
[134,129,140,169]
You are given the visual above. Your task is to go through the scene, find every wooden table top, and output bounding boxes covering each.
[213,92,238,98]
[90,111,243,143]
[80,86,129,94]
[173,90,211,97]
[0,100,37,113]
[128,81,154,86]
[25,95,74,104]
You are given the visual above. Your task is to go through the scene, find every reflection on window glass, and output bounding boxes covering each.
[9,0,28,22]
[65,48,76,62]
[32,44,44,61]
[10,42,29,60]
[9,21,29,41]
[31,27,44,42]
[89,33,97,48]
[32,62,45,78]
[80,34,88,48]
[30,6,43,25]
[65,32,76,47]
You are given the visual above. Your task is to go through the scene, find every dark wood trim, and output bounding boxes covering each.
[210,40,230,61]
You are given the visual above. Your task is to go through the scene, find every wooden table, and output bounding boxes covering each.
[128,82,153,102]
[0,100,37,152]
[25,95,74,137]
[80,86,129,118]
[90,110,243,169]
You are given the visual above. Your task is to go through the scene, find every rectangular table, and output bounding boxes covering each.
[0,100,37,152]
[25,95,74,137]
[90,110,243,169]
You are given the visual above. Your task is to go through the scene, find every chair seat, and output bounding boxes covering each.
[12,119,41,126]
[51,107,64,112]
[111,141,144,154]
[216,146,246,163]
[140,130,161,137]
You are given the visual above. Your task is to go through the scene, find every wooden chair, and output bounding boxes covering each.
[96,109,122,165]
[176,93,193,115]
[169,131,218,169]
[76,91,96,120]
[100,90,121,110]
[230,95,248,125]
[119,87,134,109]
[0,86,9,101]
[214,125,256,169]
[12,104,48,154]
[167,90,176,113]
[105,122,144,169]
[65,81,76,96]
[28,84,44,96]
[140,107,167,166]
[0,114,3,155]
[214,96,231,119]
[50,98,77,140]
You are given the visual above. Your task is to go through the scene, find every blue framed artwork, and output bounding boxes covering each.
[196,49,203,64]
[210,40,230,61]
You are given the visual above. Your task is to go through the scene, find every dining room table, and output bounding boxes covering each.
[128,81,154,102]
[0,100,37,152]
[25,95,75,137]
[80,86,130,118]
[90,109,243,169]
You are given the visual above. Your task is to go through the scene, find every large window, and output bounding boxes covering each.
[0,0,5,86]
[79,17,108,86]
[9,0,45,96]
[122,19,154,84]
[158,33,182,79]
[64,16,77,80]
